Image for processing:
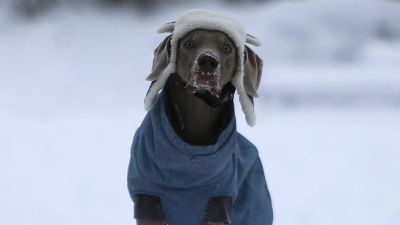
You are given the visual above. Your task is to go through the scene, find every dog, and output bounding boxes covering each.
[128,10,273,225]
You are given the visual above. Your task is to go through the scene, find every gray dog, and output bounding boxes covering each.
[128,10,273,225]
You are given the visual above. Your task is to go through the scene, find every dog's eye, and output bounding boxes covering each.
[184,40,194,48]
[222,44,232,53]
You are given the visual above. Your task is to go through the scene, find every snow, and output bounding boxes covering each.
[1,1,400,225]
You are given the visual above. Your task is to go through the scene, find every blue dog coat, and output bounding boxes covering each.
[127,93,273,225]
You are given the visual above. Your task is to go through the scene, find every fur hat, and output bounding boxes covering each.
[144,9,263,127]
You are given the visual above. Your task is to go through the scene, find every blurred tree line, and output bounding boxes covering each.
[13,0,272,17]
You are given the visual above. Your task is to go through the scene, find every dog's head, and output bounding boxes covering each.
[145,10,263,126]
[176,29,237,97]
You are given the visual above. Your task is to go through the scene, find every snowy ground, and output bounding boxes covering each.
[1,1,400,225]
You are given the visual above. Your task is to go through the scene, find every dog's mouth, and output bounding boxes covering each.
[186,64,222,97]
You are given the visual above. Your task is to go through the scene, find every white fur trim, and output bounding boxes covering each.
[145,9,259,126]
[144,64,175,111]
[233,75,256,127]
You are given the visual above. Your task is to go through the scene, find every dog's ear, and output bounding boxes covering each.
[243,45,263,97]
[146,34,172,82]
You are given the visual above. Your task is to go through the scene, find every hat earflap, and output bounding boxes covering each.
[144,35,174,110]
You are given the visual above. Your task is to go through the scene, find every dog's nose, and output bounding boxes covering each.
[197,54,219,71]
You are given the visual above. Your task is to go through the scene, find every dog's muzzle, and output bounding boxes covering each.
[187,53,222,96]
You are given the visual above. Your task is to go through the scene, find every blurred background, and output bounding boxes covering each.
[1,0,399,225]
